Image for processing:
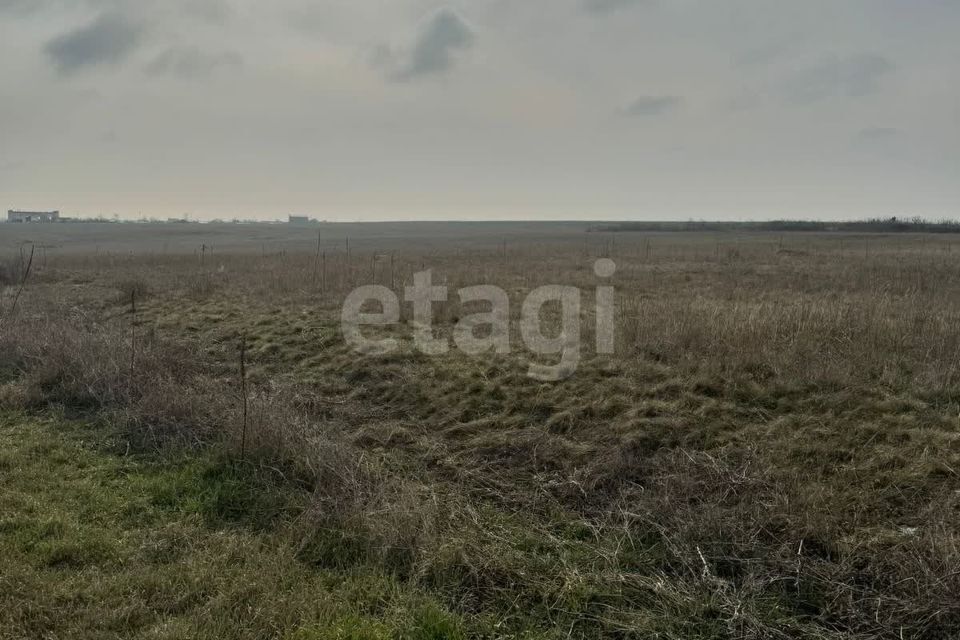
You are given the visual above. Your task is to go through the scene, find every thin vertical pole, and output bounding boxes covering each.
[130,290,137,389]
[239,334,248,462]
[314,230,322,286]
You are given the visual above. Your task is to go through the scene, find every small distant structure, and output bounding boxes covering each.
[288,215,313,224]
[8,210,60,223]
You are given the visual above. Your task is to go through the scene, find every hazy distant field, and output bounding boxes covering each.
[1,220,593,254]
[2,222,959,639]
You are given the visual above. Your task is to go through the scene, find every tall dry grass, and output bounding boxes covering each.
[3,230,960,637]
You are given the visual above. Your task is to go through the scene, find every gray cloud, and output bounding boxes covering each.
[0,0,37,15]
[735,41,792,67]
[783,53,893,103]
[145,47,242,79]
[181,0,233,24]
[380,8,475,81]
[45,12,143,75]
[582,0,649,14]
[852,127,902,154]
[856,126,898,141]
[623,95,682,117]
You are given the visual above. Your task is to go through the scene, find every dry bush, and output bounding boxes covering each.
[0,256,23,287]
[0,302,228,447]
[224,386,442,574]
[112,278,151,303]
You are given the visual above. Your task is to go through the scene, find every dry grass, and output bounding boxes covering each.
[2,226,960,638]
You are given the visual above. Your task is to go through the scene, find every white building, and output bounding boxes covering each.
[8,210,60,223]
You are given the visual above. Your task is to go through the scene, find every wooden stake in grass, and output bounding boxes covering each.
[129,289,137,390]
[239,333,249,462]
[313,230,322,287]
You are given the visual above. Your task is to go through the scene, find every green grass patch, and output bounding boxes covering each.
[0,412,477,640]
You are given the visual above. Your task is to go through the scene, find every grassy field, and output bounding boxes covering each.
[0,412,476,639]
[2,222,959,638]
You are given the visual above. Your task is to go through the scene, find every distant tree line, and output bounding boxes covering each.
[590,217,960,234]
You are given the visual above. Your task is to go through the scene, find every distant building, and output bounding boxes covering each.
[8,210,60,223]
[288,215,312,224]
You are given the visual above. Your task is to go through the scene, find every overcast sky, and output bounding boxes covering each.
[1,0,958,221]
